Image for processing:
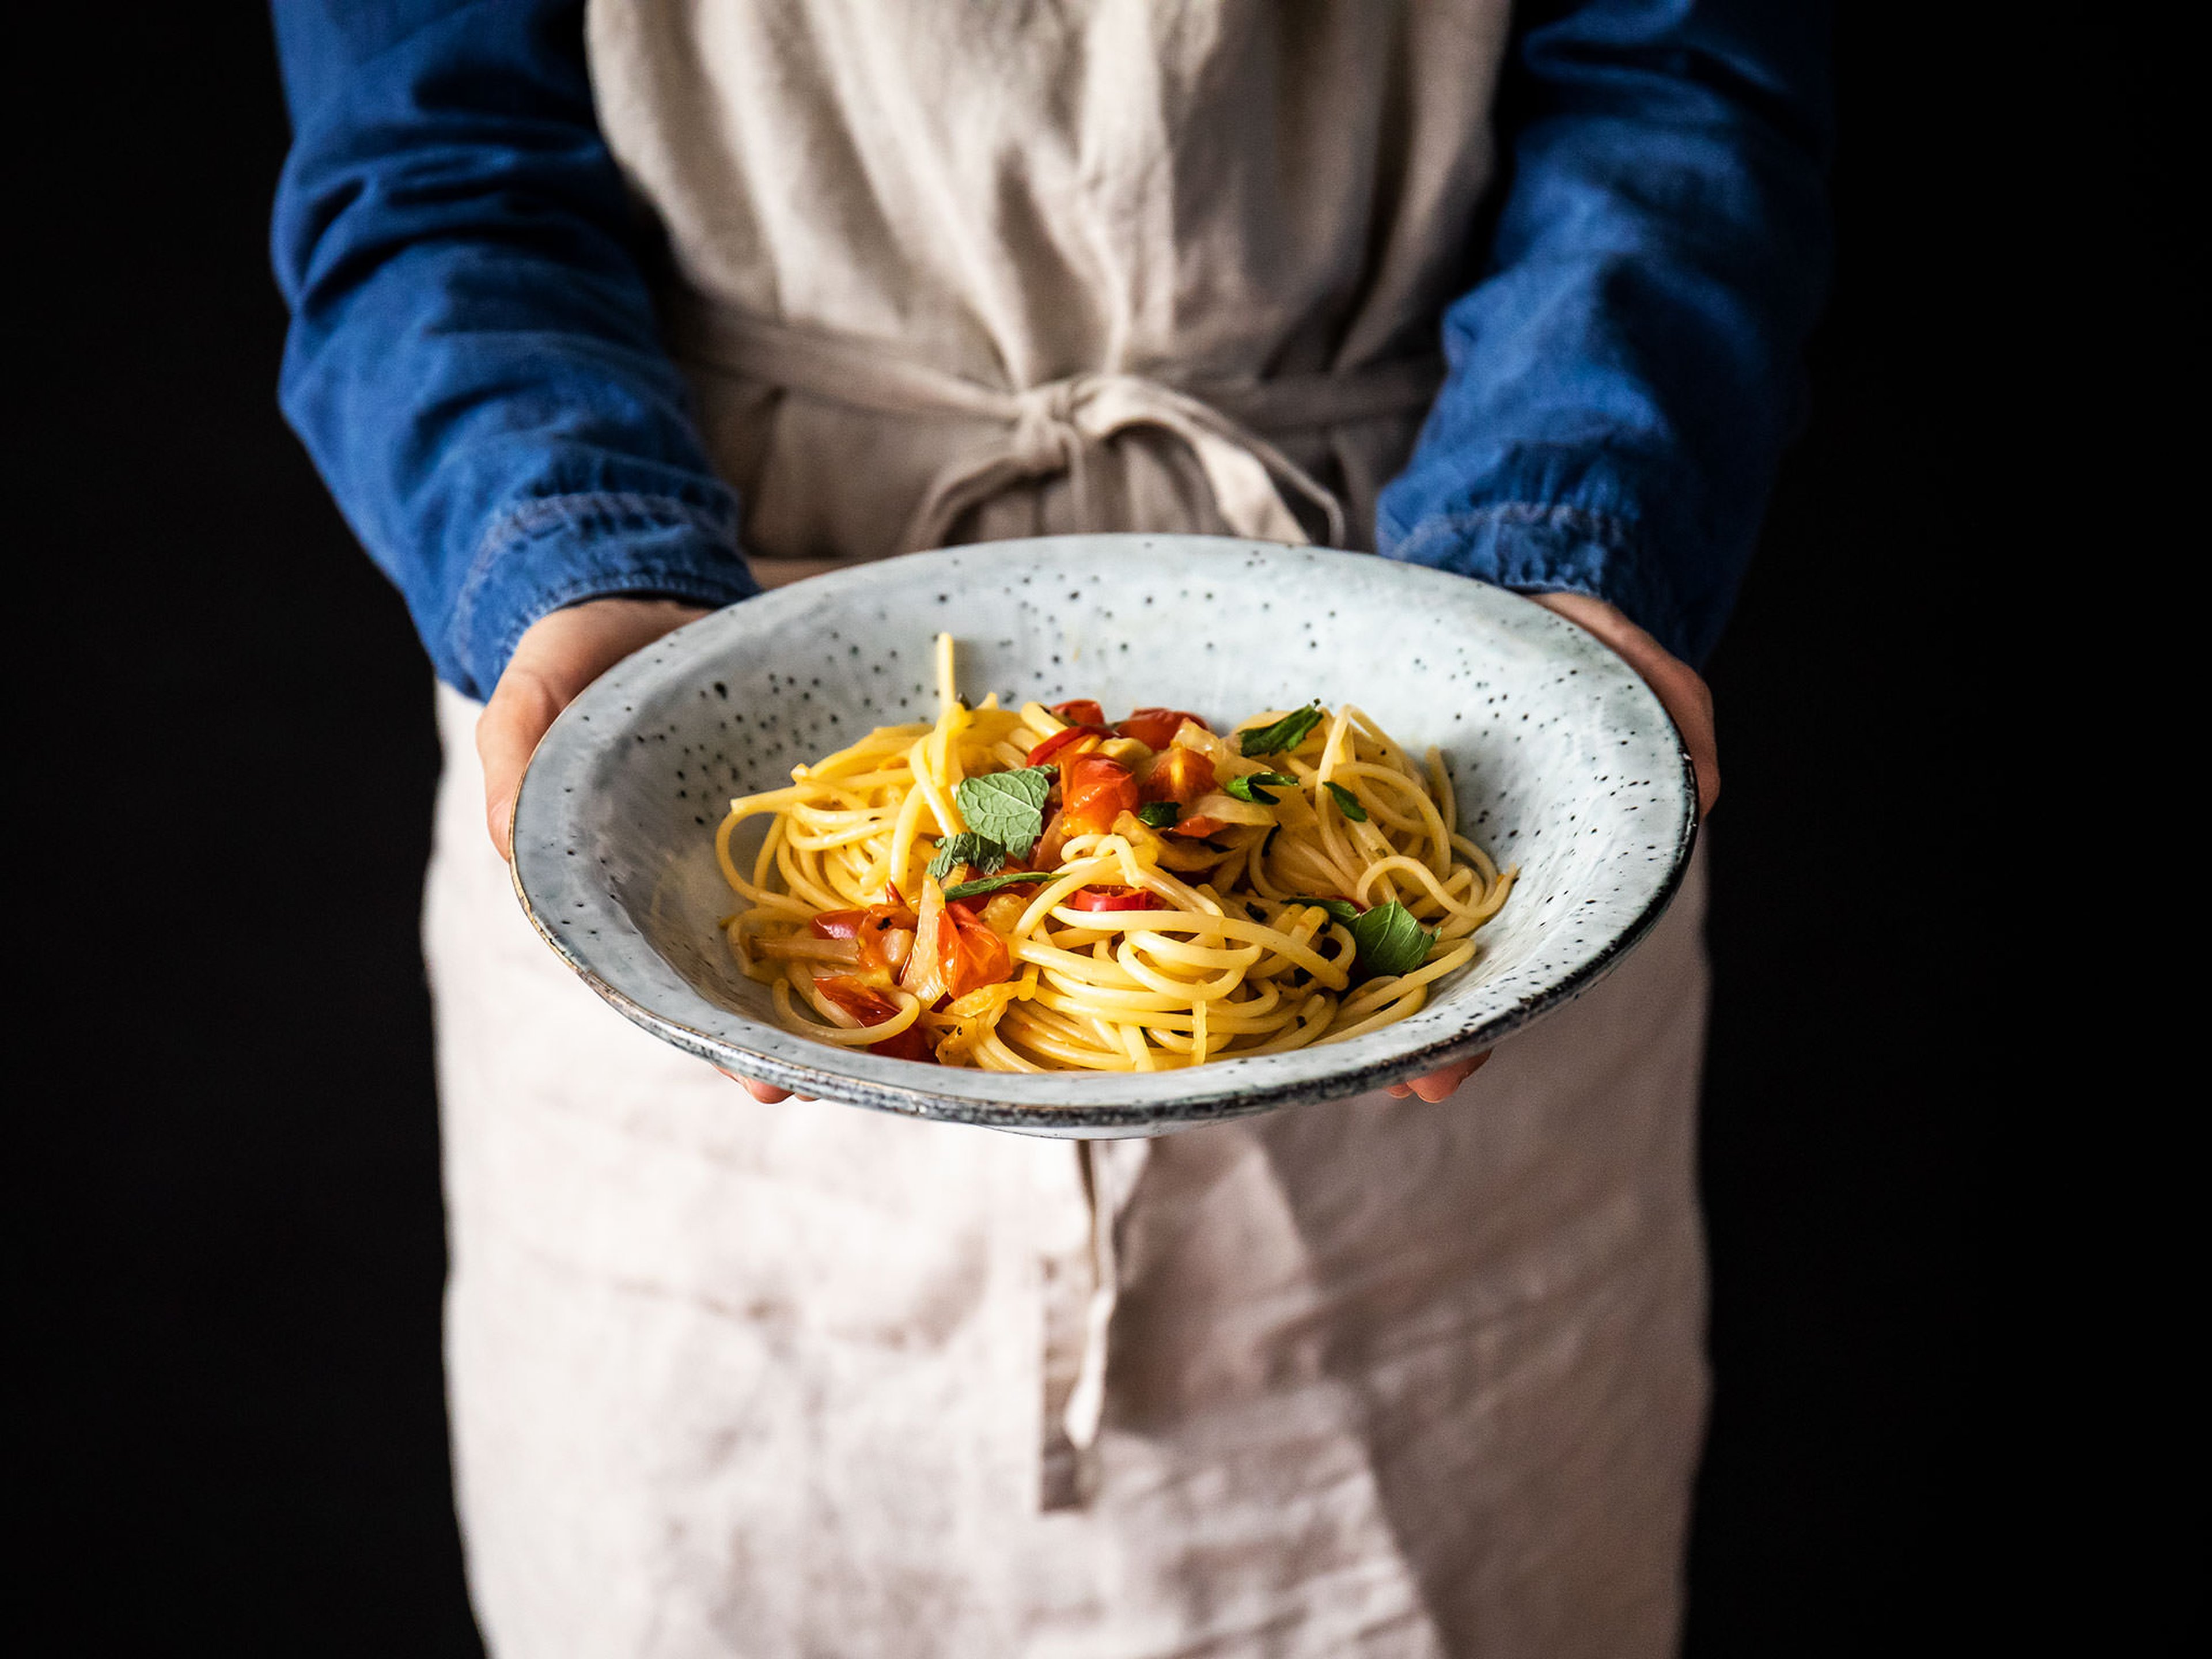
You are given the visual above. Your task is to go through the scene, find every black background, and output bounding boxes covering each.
[16,6,2063,1653]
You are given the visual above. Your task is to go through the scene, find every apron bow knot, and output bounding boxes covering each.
[908,368,1347,554]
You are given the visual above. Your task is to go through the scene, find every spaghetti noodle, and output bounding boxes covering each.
[713,634,1515,1074]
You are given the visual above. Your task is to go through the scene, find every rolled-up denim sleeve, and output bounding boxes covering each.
[269,0,758,699]
[1376,0,1832,667]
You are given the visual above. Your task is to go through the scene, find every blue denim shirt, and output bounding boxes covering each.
[271,1,1829,700]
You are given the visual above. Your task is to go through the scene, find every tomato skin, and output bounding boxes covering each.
[1051,699,1107,726]
[1027,724,1107,766]
[1175,815,1229,840]
[809,910,865,941]
[1064,885,1164,912]
[868,1024,937,1063]
[1118,707,1209,749]
[815,974,902,1027]
[1141,746,1216,806]
[941,902,1014,999]
[1058,753,1142,838]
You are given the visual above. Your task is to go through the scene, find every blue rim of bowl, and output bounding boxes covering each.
[509,549,1700,1130]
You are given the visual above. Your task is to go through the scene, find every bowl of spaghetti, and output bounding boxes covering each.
[510,535,1695,1136]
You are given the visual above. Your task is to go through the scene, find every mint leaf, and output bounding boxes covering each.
[942,871,1045,903]
[1292,895,1363,927]
[952,766,1054,858]
[1238,703,1323,756]
[1224,770,1297,805]
[927,832,1005,880]
[1134,801,1180,828]
[1324,781,1369,822]
[1349,901,1434,978]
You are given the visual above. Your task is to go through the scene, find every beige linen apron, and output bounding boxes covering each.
[423,5,1711,1654]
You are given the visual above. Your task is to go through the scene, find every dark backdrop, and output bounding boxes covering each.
[20,8,2010,1653]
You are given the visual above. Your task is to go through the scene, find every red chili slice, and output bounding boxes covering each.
[1050,699,1107,726]
[1064,885,1164,912]
[1027,724,1108,766]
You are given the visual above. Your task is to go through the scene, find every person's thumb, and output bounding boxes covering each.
[477,667,565,860]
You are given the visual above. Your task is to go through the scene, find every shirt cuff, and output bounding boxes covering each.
[1377,502,1698,667]
[445,490,761,698]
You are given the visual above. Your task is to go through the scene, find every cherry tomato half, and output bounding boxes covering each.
[1117,707,1209,749]
[939,902,1014,999]
[1051,699,1107,726]
[1058,753,1142,837]
[1141,746,1216,806]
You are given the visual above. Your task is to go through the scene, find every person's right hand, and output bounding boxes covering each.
[476,594,802,1104]
[476,596,710,861]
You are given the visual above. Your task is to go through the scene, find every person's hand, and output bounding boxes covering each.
[476,596,800,1105]
[478,596,711,859]
[1384,590,1717,1103]
[1528,590,1719,816]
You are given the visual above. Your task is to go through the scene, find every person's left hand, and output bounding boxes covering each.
[1382,589,1717,1104]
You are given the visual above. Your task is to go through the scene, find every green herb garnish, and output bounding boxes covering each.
[1293,895,1364,927]
[1324,780,1368,821]
[940,870,1045,903]
[1224,770,1298,805]
[1134,801,1181,828]
[1347,901,1435,978]
[926,832,1006,880]
[1238,703,1324,756]
[952,766,1054,858]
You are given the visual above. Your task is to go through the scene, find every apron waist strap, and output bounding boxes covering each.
[667,294,1442,552]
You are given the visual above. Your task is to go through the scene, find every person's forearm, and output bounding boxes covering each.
[1377,0,1832,668]
[269,0,756,698]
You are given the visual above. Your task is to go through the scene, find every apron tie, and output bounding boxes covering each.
[906,369,1344,550]
[1040,1137,1152,1510]
[666,294,1443,553]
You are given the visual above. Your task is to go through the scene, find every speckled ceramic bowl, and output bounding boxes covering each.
[511,535,1695,1137]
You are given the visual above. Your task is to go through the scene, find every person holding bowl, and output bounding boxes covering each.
[271,1,1824,1652]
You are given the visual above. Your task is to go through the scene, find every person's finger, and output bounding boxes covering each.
[717,1065,793,1104]
[1406,1051,1491,1103]
[1386,1083,1413,1099]
[1528,592,1720,816]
